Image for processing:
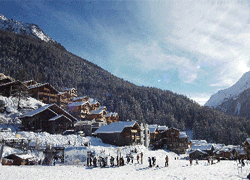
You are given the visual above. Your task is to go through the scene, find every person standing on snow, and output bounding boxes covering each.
[140,152,143,164]
[148,157,152,167]
[190,156,193,166]
[130,154,134,164]
[137,154,140,164]
[165,155,169,167]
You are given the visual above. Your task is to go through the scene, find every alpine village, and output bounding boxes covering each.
[1,12,250,178]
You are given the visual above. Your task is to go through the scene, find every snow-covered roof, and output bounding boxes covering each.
[158,125,168,131]
[94,121,138,134]
[16,154,34,159]
[179,131,188,138]
[189,149,207,155]
[217,145,236,153]
[191,143,214,151]
[105,112,118,117]
[148,125,158,133]
[245,138,250,144]
[89,98,99,105]
[48,114,72,122]
[190,140,208,145]
[73,96,88,102]
[64,88,76,91]
[89,109,106,115]
[21,104,54,118]
[68,101,88,107]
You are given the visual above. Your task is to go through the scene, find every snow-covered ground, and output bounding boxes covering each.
[1,131,250,180]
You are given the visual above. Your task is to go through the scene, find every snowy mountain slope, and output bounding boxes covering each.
[205,71,250,108]
[0,14,55,43]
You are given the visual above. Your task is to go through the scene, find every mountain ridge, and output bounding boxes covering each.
[205,71,250,108]
[0,14,65,50]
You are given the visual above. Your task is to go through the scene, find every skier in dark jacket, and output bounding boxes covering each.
[148,157,152,167]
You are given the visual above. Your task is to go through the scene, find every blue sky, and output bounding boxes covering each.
[1,0,250,105]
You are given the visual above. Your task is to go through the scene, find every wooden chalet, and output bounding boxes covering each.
[161,127,189,154]
[89,100,101,111]
[88,109,107,122]
[20,104,77,134]
[215,145,238,160]
[64,88,77,98]
[2,154,35,166]
[105,112,119,125]
[94,121,141,146]
[189,149,208,160]
[27,83,58,104]
[0,80,28,97]
[148,125,160,143]
[68,101,91,120]
[57,91,73,109]
[243,138,250,159]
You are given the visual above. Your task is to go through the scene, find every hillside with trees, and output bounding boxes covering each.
[0,30,249,145]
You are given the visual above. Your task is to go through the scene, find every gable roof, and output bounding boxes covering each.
[94,121,138,134]
[21,103,77,122]
[21,104,54,118]
[48,114,72,122]
[245,138,250,145]
[27,83,58,93]
[158,125,168,131]
[148,124,158,133]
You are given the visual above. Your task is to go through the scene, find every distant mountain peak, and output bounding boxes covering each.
[0,13,55,44]
[205,71,250,108]
[0,14,7,20]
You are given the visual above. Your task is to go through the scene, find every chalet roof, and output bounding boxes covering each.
[68,101,89,107]
[158,125,168,131]
[217,145,236,153]
[179,131,188,138]
[148,125,158,133]
[94,121,138,134]
[105,112,118,117]
[0,74,14,81]
[73,96,88,102]
[21,103,77,122]
[89,109,106,115]
[235,147,246,155]
[27,83,59,93]
[0,80,27,88]
[64,88,76,91]
[21,104,54,118]
[245,138,250,145]
[4,153,34,160]
[190,143,214,151]
[189,149,207,155]
[190,140,208,145]
[48,114,72,122]
[22,80,37,84]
